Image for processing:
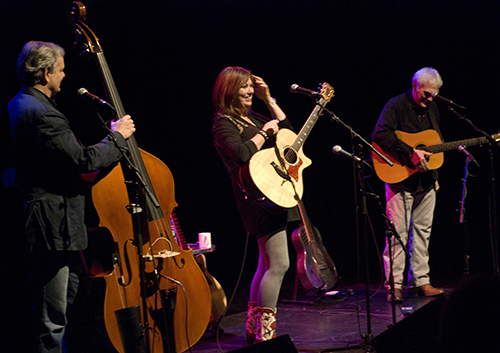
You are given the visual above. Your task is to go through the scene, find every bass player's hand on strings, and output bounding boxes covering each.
[111,114,135,139]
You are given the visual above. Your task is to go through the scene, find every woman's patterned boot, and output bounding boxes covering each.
[255,307,276,343]
[246,301,258,344]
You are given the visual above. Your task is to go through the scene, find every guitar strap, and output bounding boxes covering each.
[221,114,249,134]
[226,111,271,128]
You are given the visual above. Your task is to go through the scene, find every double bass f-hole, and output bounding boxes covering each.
[69,2,211,353]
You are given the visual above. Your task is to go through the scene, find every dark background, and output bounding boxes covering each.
[2,0,500,305]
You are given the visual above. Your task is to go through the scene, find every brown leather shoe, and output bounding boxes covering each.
[413,284,444,297]
[386,288,404,302]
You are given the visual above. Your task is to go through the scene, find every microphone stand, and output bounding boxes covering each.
[320,105,393,351]
[93,105,173,353]
[447,105,500,278]
[125,181,151,353]
[92,106,152,353]
[324,106,393,168]
[458,156,471,276]
[367,191,409,325]
[354,146,374,349]
[323,144,375,352]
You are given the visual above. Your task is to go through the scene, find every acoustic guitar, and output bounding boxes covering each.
[239,83,335,208]
[372,129,500,184]
[291,200,337,292]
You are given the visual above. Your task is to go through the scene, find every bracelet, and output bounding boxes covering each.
[258,130,269,140]
[269,97,277,105]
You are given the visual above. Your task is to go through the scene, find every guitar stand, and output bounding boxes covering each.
[281,271,318,305]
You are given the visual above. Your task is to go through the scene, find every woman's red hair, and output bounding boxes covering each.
[212,66,253,117]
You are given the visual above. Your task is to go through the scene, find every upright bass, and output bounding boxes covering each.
[70,3,211,352]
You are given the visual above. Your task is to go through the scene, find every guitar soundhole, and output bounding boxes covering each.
[415,144,429,152]
[283,147,298,165]
[415,144,430,161]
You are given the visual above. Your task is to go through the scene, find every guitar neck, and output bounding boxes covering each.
[293,101,326,151]
[292,83,334,151]
[429,136,489,153]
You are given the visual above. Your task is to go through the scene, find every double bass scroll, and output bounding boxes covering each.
[69,2,212,352]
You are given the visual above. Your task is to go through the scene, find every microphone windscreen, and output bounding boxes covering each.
[77,88,88,97]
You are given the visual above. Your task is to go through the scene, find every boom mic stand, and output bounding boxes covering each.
[94,105,175,353]
[324,144,374,352]
[354,146,373,348]
[458,153,472,276]
[321,105,393,351]
[124,181,151,353]
[367,191,409,325]
[446,105,500,278]
[93,106,153,353]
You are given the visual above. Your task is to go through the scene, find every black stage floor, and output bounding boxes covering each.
[5,274,499,353]
[189,283,449,353]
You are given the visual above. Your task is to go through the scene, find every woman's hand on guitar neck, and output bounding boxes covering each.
[111,115,136,139]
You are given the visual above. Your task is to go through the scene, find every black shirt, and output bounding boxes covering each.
[9,86,127,250]
[212,111,298,238]
[372,90,441,191]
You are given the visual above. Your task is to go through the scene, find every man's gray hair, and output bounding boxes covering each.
[412,67,443,88]
[17,41,65,87]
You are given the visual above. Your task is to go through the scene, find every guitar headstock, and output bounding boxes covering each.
[318,83,335,103]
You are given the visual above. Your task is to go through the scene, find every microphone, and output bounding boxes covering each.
[77,88,115,110]
[290,84,322,97]
[458,145,477,165]
[332,145,361,162]
[425,91,466,109]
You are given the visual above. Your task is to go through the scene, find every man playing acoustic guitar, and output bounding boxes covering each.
[372,67,445,302]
